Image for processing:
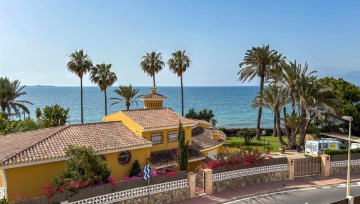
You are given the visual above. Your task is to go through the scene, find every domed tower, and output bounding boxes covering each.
[140,87,166,109]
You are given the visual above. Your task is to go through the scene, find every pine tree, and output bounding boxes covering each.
[177,122,189,170]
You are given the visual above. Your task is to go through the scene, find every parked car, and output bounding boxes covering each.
[305,139,346,157]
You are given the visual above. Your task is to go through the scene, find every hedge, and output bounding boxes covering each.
[324,148,360,155]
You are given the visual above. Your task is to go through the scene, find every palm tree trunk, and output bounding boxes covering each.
[256,76,265,140]
[153,75,156,87]
[180,74,184,116]
[80,76,83,123]
[290,93,296,146]
[273,113,277,137]
[104,89,107,116]
[126,101,130,110]
[276,108,286,145]
[298,108,307,150]
[283,107,291,142]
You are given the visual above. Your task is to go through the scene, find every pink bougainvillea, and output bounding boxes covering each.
[206,147,272,170]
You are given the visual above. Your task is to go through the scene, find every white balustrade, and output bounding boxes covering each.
[212,164,289,182]
[68,179,188,204]
[330,159,360,167]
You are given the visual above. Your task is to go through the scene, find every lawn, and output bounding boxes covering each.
[224,136,288,152]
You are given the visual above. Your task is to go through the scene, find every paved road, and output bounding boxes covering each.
[224,182,360,204]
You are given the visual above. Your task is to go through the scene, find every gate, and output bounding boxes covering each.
[294,157,321,177]
[195,166,205,195]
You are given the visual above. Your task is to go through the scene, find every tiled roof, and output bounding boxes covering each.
[191,127,226,150]
[0,122,152,166]
[190,119,213,127]
[148,147,205,167]
[140,92,166,100]
[122,108,196,130]
[0,126,65,166]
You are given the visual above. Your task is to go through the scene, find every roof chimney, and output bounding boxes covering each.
[151,87,157,94]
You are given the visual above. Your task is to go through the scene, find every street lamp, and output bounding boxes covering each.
[342,116,353,200]
[262,130,266,152]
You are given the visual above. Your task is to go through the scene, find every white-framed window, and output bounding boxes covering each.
[151,133,163,144]
[168,131,178,142]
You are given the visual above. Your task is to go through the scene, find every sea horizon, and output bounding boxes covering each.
[20,86,274,129]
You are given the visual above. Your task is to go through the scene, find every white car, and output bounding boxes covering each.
[350,143,360,149]
[305,139,346,157]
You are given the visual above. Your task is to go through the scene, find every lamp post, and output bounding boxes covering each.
[342,116,353,200]
[262,130,266,152]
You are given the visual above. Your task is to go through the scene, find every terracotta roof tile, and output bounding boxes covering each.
[122,108,196,130]
[149,147,205,167]
[0,126,65,165]
[0,122,152,166]
[191,127,226,150]
[140,93,166,100]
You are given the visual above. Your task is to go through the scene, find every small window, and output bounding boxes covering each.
[151,133,163,144]
[168,131,178,142]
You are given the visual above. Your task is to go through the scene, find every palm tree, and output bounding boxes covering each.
[67,49,93,123]
[296,76,336,148]
[281,61,317,147]
[168,50,191,116]
[37,104,70,127]
[238,45,285,140]
[111,85,140,110]
[0,77,33,115]
[252,84,290,145]
[90,63,117,116]
[140,51,164,87]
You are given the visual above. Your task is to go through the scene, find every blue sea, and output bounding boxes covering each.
[22,86,274,128]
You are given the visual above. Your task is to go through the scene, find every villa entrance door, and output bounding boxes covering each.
[195,166,205,195]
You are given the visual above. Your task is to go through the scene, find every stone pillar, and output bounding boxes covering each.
[288,157,295,180]
[203,169,213,194]
[321,154,330,177]
[187,172,196,198]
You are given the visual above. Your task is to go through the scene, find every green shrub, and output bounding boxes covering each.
[50,146,111,191]
[129,160,142,177]
[236,129,256,145]
[324,148,360,155]
[0,198,9,204]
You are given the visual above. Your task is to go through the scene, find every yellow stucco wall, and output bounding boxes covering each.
[4,147,151,201]
[103,111,142,136]
[144,100,163,109]
[142,127,192,152]
[197,121,212,129]
[188,160,203,172]
[0,169,4,187]
[105,148,150,181]
[5,161,66,200]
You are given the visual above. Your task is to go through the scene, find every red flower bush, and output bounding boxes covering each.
[206,147,271,170]
[43,183,54,198]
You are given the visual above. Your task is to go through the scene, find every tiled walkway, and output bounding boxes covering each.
[174,174,360,204]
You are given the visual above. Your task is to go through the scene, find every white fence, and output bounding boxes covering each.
[63,179,188,204]
[330,159,360,167]
[0,187,6,199]
[212,164,289,182]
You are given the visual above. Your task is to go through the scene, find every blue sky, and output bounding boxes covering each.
[1,0,360,86]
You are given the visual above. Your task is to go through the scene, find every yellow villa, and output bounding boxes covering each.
[0,87,226,200]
